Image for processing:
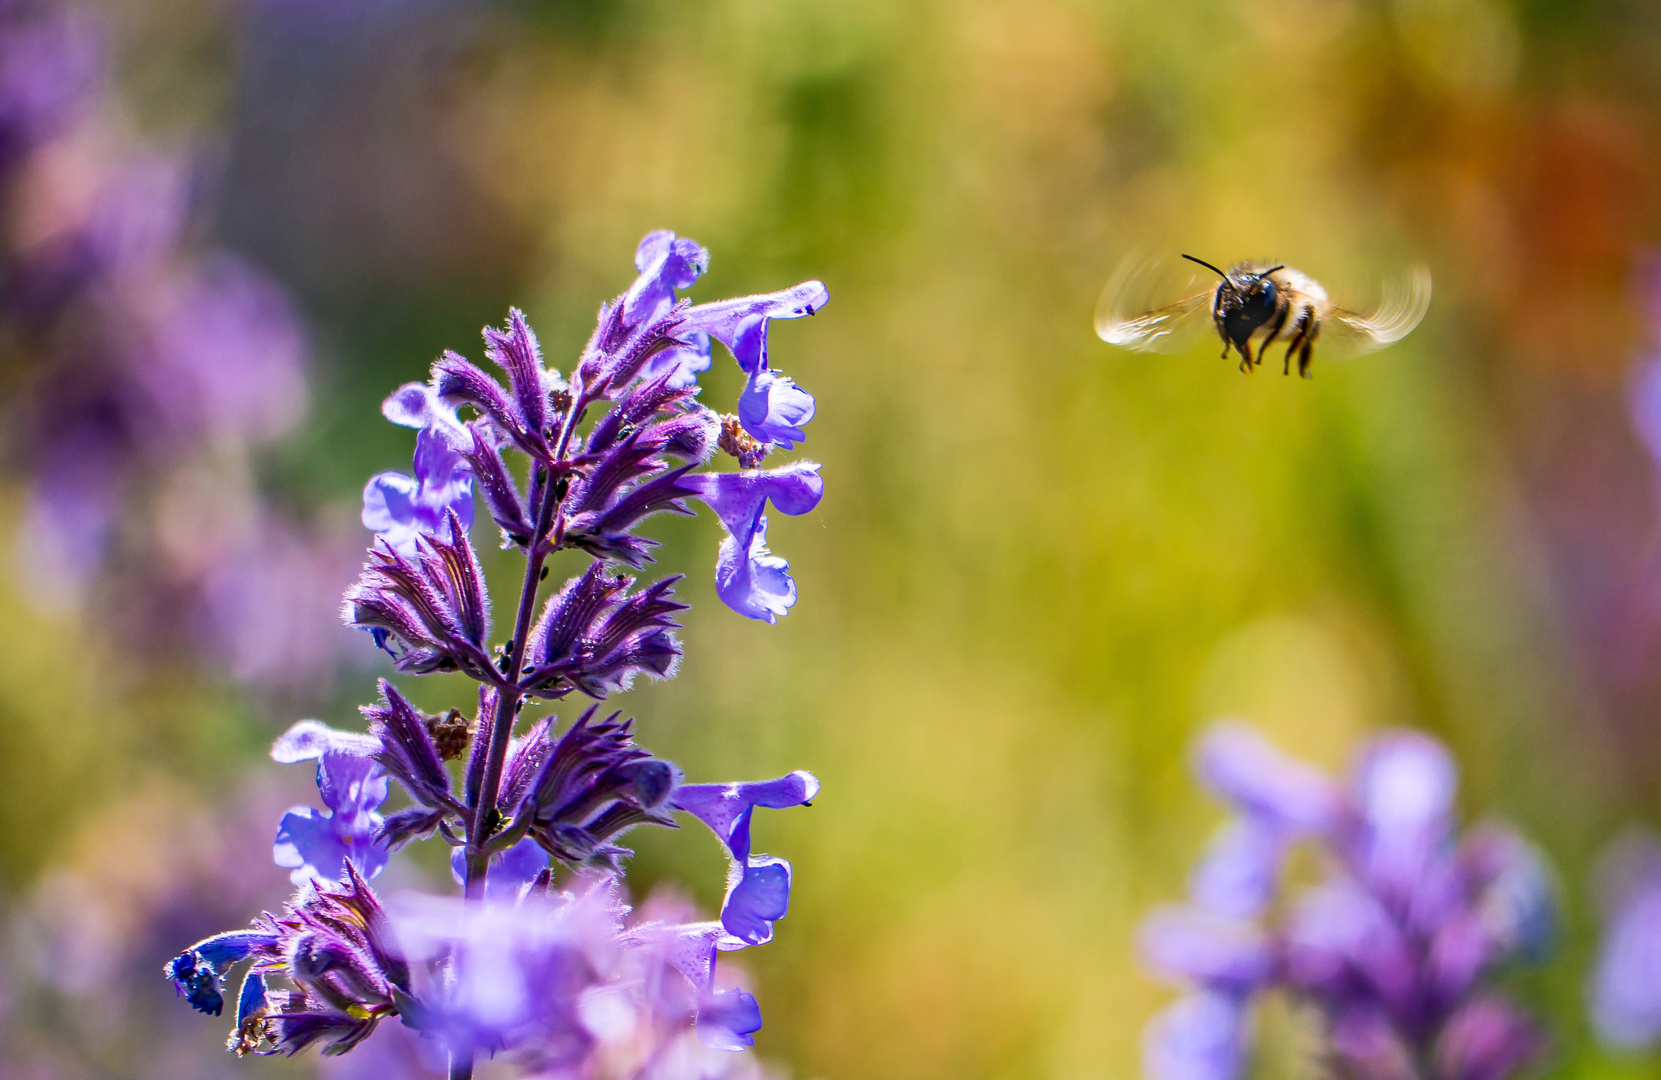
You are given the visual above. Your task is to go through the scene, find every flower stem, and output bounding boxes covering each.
[460,392,589,896]
[452,393,589,1078]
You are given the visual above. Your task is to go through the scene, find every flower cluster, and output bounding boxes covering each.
[1141,723,1555,1080]
[166,232,827,1077]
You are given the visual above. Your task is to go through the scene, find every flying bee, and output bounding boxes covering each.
[1095,254,1431,377]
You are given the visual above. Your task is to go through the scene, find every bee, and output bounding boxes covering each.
[1095,254,1431,377]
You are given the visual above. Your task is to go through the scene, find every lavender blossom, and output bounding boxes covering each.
[362,427,476,557]
[170,233,827,1078]
[272,750,390,886]
[674,772,820,946]
[1141,723,1554,1080]
[686,464,825,623]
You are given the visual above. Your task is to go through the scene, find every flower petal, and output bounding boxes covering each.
[681,281,829,375]
[1139,906,1274,992]
[1195,723,1341,835]
[685,464,824,622]
[1143,992,1248,1080]
[272,719,379,764]
[738,368,815,449]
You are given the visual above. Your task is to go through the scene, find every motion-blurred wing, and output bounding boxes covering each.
[1095,254,1215,354]
[1323,265,1431,357]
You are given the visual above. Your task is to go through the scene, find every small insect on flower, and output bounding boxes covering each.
[1095,253,1431,377]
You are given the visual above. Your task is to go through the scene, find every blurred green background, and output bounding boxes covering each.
[8,0,1661,1077]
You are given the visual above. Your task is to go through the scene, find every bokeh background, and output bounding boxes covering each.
[5,0,1661,1077]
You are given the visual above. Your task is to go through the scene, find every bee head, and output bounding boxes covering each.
[1216,270,1279,345]
[1183,255,1288,346]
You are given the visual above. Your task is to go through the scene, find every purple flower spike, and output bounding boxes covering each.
[362,427,475,556]
[1144,992,1247,1080]
[674,771,819,945]
[1145,723,1553,1080]
[273,751,390,885]
[685,463,824,623]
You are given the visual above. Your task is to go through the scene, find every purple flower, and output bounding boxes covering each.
[245,864,411,1057]
[364,383,475,555]
[390,874,625,1062]
[681,281,828,449]
[685,463,825,623]
[1139,907,1274,993]
[144,256,309,443]
[272,750,390,886]
[1435,996,1545,1080]
[1196,722,1343,836]
[449,838,551,903]
[165,929,280,1016]
[0,4,99,166]
[1589,830,1661,1048]
[624,230,712,389]
[1141,725,1553,1080]
[674,771,819,946]
[645,920,765,1051]
[1144,992,1248,1080]
[272,719,380,763]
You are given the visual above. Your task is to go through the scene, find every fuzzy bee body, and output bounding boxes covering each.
[1095,254,1430,378]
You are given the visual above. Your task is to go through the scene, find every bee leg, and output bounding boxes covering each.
[1236,338,1255,374]
[1298,338,1315,378]
[1260,306,1290,373]
[1282,312,1311,376]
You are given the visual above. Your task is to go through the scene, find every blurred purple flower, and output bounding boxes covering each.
[1589,829,1661,1048]
[390,874,624,1063]
[272,750,390,886]
[1141,724,1554,1080]
[0,2,98,166]
[144,256,309,442]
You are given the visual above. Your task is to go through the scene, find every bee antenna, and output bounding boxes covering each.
[1181,254,1228,279]
[1260,265,1285,277]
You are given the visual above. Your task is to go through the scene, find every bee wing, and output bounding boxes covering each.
[1321,265,1432,358]
[1095,254,1216,354]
